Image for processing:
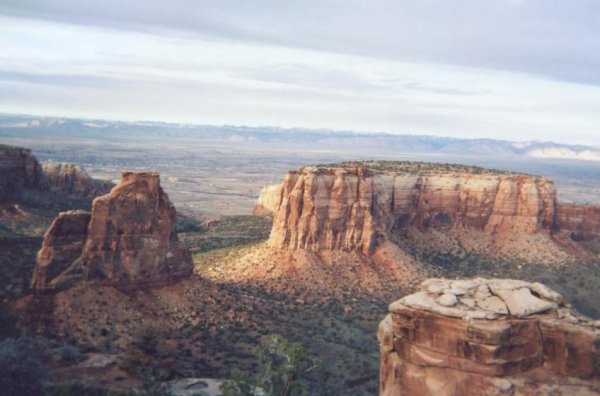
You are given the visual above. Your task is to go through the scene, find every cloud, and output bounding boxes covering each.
[1,1,599,85]
[0,4,600,145]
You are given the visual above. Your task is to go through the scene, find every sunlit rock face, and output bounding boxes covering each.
[41,163,113,198]
[31,171,193,291]
[261,164,557,254]
[378,278,600,396]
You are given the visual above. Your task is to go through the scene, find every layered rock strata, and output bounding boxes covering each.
[42,163,113,198]
[266,165,557,254]
[253,184,283,216]
[259,164,600,257]
[378,278,600,396]
[0,144,112,202]
[31,171,193,291]
[557,203,600,241]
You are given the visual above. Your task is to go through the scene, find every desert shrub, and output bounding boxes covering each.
[221,334,324,396]
[0,337,46,396]
[44,381,136,396]
[135,326,160,355]
[57,344,82,362]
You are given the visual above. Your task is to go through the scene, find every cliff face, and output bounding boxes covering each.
[557,203,600,241]
[378,278,600,396]
[31,171,193,291]
[31,210,91,291]
[253,184,283,216]
[266,166,557,254]
[0,145,113,204]
[42,163,113,198]
[0,144,43,201]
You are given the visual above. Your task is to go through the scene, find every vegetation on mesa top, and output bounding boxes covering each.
[308,160,529,176]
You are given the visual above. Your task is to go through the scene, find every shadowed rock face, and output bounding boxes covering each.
[262,165,558,254]
[31,210,91,291]
[0,145,113,203]
[378,278,600,396]
[42,163,113,198]
[0,145,43,202]
[557,203,600,241]
[31,171,193,291]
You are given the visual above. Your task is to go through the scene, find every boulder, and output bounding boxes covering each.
[380,278,600,396]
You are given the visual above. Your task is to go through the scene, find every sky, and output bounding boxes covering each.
[0,1,599,145]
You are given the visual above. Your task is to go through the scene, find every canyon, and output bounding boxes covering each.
[378,278,600,395]
[3,150,600,395]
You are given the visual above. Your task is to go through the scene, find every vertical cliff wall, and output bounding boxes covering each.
[265,165,558,254]
[42,163,114,198]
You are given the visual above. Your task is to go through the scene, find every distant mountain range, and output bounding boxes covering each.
[0,113,598,161]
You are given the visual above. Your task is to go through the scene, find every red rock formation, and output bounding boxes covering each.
[31,171,193,291]
[42,163,113,198]
[31,210,91,291]
[378,278,600,395]
[253,184,283,216]
[266,165,558,254]
[557,203,600,241]
[0,144,42,201]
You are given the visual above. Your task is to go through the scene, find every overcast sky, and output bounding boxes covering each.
[1,1,599,145]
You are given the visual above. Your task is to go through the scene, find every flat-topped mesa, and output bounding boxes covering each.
[42,163,113,198]
[0,144,43,202]
[31,171,193,292]
[265,163,557,254]
[379,278,600,396]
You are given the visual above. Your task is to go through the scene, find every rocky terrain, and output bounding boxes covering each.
[31,171,193,291]
[378,278,600,395]
[0,144,112,204]
[42,162,114,198]
[3,153,600,395]
[242,162,600,291]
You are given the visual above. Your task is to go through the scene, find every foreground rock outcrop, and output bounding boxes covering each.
[256,162,599,261]
[378,278,600,395]
[31,171,193,291]
[42,163,113,198]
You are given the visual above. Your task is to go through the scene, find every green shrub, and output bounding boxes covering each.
[0,337,46,396]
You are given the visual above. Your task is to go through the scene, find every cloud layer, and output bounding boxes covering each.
[1,1,599,144]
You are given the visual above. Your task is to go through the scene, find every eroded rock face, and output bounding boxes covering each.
[265,165,557,254]
[557,203,600,241]
[42,163,113,198]
[0,144,42,201]
[31,172,193,291]
[31,210,91,291]
[253,184,283,216]
[379,278,600,396]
